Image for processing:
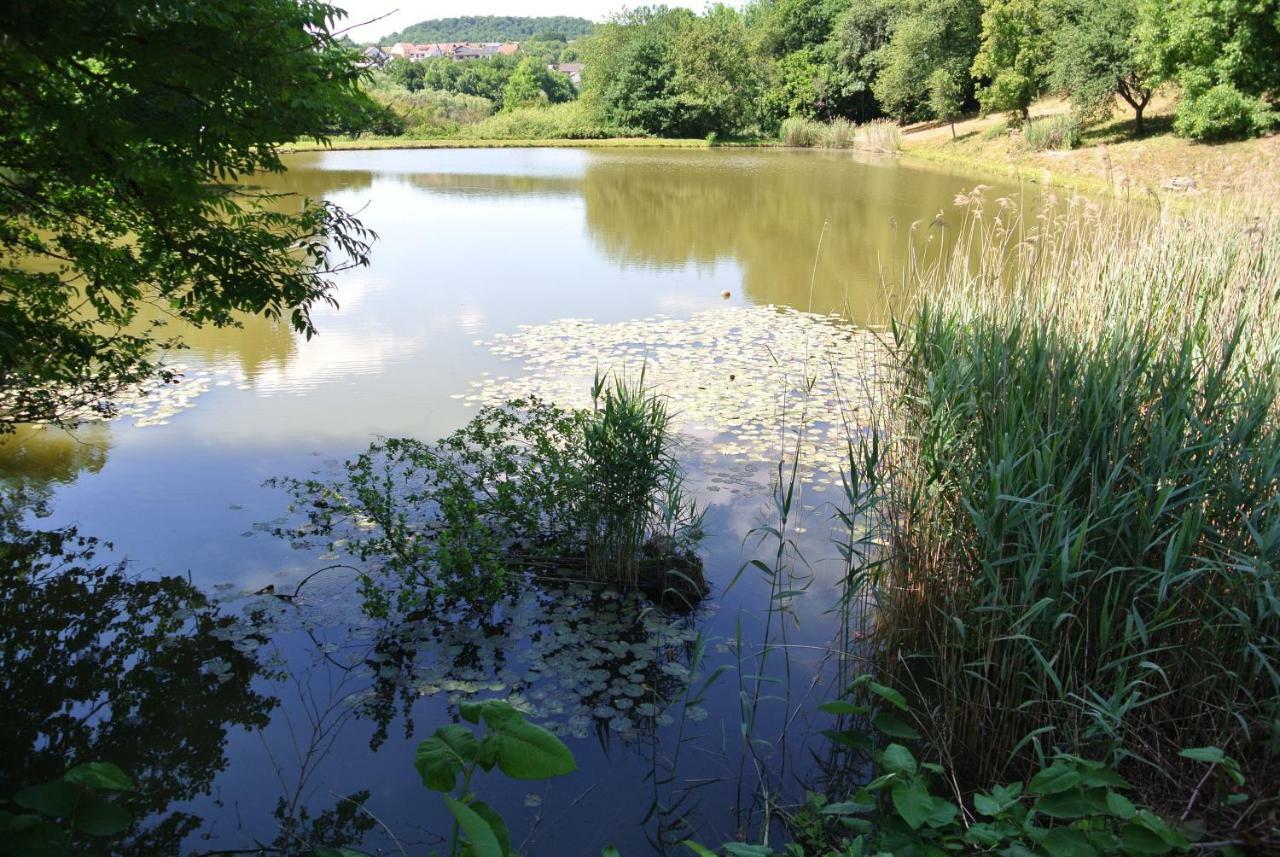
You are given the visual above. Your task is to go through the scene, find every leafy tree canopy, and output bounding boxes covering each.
[381,16,594,45]
[1049,0,1155,134]
[0,0,378,429]
[971,0,1050,120]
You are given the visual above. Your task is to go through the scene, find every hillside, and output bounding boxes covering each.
[381,16,594,45]
[901,93,1280,208]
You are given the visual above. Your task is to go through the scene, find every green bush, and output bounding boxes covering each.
[1173,83,1277,142]
[368,86,493,138]
[1021,113,1082,151]
[460,100,633,140]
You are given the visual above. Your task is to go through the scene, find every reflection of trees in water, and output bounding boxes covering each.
[0,424,111,510]
[581,151,965,321]
[0,493,273,853]
[293,581,703,753]
[0,491,380,856]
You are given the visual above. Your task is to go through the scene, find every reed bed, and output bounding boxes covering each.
[850,191,1280,824]
[779,117,901,153]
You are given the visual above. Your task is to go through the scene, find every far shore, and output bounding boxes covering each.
[282,98,1277,211]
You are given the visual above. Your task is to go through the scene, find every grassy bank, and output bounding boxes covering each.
[900,94,1280,207]
[840,192,1280,847]
[280,136,712,152]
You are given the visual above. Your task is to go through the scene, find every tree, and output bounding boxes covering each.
[503,57,551,110]
[1136,0,1280,140]
[502,57,575,111]
[0,0,377,429]
[971,0,1048,121]
[584,8,687,136]
[828,0,900,122]
[1049,0,1155,135]
[673,5,759,136]
[874,0,983,122]
[928,65,968,137]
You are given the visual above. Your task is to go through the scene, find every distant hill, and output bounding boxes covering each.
[380,16,594,45]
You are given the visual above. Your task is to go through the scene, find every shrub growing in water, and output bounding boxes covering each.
[276,379,704,616]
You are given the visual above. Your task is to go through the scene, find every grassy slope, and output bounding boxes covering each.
[900,93,1280,206]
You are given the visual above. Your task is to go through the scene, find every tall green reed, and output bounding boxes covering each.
[847,192,1280,803]
[583,369,701,585]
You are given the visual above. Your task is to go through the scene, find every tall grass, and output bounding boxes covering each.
[779,116,900,153]
[858,119,900,153]
[851,193,1280,812]
[1021,113,1083,151]
[582,370,701,585]
[780,116,822,148]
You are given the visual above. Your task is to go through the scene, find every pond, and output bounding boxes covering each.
[1,147,1035,856]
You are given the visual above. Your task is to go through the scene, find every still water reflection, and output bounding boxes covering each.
[2,148,1032,855]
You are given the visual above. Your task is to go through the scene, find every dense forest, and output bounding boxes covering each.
[381,15,595,44]
[365,0,1279,145]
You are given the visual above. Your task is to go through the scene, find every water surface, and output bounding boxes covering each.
[2,147,1032,855]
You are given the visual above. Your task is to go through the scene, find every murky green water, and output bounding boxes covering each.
[1,148,1033,855]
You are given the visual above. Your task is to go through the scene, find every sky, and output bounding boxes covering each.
[333,1,733,42]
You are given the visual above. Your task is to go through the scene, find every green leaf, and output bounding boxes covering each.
[73,798,132,836]
[964,822,1003,846]
[871,712,920,740]
[602,848,621,857]
[864,681,908,712]
[1029,764,1083,795]
[1041,828,1098,857]
[14,781,79,819]
[1131,810,1189,849]
[723,845,771,857]
[414,725,479,792]
[822,728,872,752]
[923,796,958,828]
[1119,824,1173,855]
[1178,747,1225,764]
[483,714,576,780]
[1106,791,1136,820]
[879,743,917,776]
[889,780,932,830]
[820,800,875,815]
[973,792,1001,817]
[1034,788,1104,819]
[469,801,512,857]
[819,700,867,716]
[63,763,134,793]
[443,796,503,857]
[681,841,718,857]
[460,701,483,724]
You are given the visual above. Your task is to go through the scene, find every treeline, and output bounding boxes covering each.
[381,15,595,44]
[580,0,1279,141]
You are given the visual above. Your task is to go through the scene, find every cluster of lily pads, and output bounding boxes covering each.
[467,305,881,479]
[80,362,248,428]
[216,580,706,743]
